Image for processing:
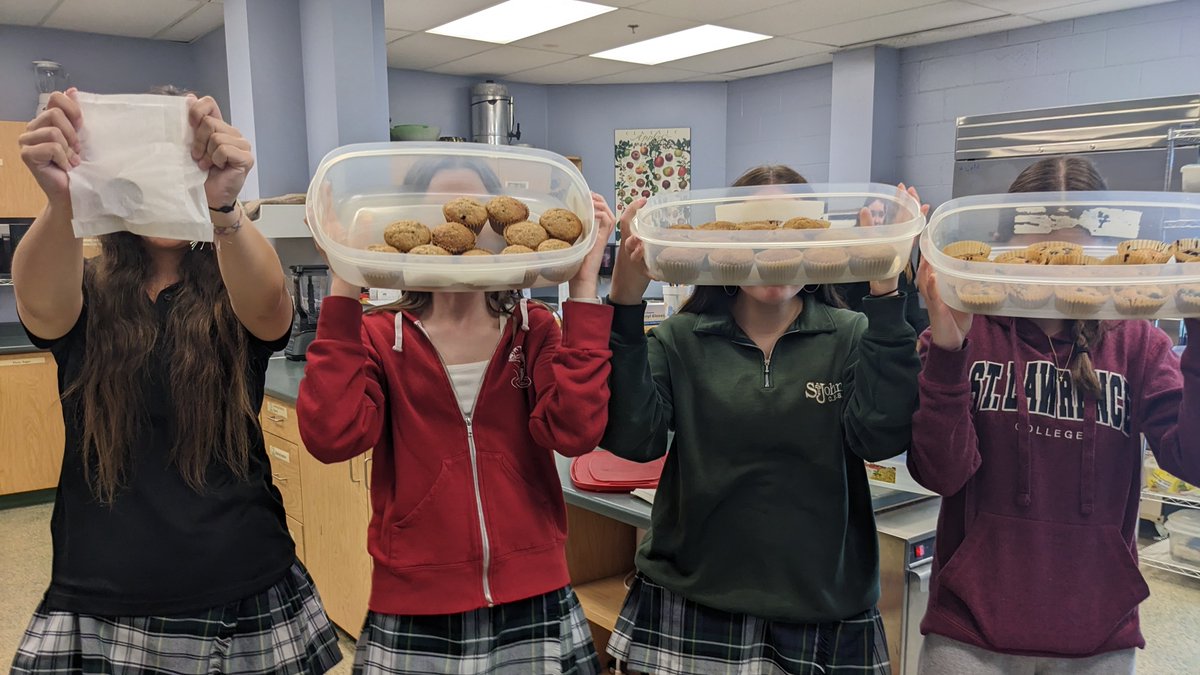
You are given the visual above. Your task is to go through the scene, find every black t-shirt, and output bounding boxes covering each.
[25,283,295,616]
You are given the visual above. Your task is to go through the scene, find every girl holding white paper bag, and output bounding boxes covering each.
[10,87,341,675]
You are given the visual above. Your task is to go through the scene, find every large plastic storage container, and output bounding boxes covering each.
[630,183,924,286]
[306,142,595,291]
[922,191,1200,320]
[1165,510,1200,565]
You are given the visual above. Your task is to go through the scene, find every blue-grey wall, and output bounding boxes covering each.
[192,28,229,117]
[388,69,548,149]
[725,65,832,185]
[898,0,1200,206]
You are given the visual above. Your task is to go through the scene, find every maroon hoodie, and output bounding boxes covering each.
[909,316,1200,658]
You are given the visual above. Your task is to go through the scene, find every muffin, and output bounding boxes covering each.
[367,244,400,254]
[656,248,706,283]
[408,244,451,256]
[848,245,899,278]
[1027,240,1084,257]
[995,251,1040,265]
[500,244,536,255]
[485,196,528,235]
[383,220,432,252]
[361,271,402,288]
[1117,239,1171,258]
[1054,286,1109,317]
[668,223,694,230]
[955,282,1007,313]
[802,247,850,282]
[754,250,804,284]
[1008,285,1053,310]
[1046,252,1090,266]
[462,248,493,257]
[781,217,831,230]
[708,249,756,283]
[540,208,584,243]
[1172,238,1200,263]
[736,221,777,231]
[443,197,488,234]
[1124,249,1171,265]
[698,221,737,231]
[1114,286,1169,316]
[943,240,991,261]
[537,239,572,253]
[1101,254,1124,265]
[431,223,477,254]
[1176,285,1200,314]
[505,221,550,249]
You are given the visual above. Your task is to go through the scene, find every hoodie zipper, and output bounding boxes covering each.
[414,318,506,607]
[733,328,801,388]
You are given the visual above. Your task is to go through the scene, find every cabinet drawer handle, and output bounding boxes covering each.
[349,459,360,484]
[266,415,285,423]
[272,472,289,484]
[363,456,373,491]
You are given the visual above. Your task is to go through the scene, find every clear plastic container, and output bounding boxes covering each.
[630,183,924,286]
[306,142,595,291]
[922,192,1200,320]
[1164,510,1200,565]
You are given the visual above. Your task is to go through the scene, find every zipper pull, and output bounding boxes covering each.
[464,416,474,435]
[763,358,772,388]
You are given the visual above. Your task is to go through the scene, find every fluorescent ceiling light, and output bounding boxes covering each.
[428,0,617,45]
[591,25,772,65]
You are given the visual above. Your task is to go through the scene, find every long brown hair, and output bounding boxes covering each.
[69,234,258,503]
[680,165,846,314]
[1007,155,1109,398]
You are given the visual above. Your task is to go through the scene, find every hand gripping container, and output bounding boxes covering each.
[305,142,596,291]
[630,183,924,286]
[921,191,1200,320]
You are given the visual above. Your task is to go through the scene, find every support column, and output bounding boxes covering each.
[828,46,899,183]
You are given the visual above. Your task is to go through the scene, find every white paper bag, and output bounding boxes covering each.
[70,93,211,242]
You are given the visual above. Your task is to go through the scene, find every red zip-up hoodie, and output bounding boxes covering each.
[909,316,1200,658]
[297,296,613,616]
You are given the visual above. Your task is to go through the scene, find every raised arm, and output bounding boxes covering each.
[13,90,84,340]
[189,96,292,342]
[1138,319,1200,485]
[600,303,674,462]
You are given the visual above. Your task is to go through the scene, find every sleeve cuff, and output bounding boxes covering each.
[922,340,973,388]
[861,293,915,337]
[317,296,365,342]
[560,299,614,350]
[607,299,649,339]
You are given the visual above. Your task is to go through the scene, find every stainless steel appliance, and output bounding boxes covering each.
[470,81,521,145]
[953,94,1200,197]
[875,494,940,675]
[0,221,33,278]
[284,264,328,361]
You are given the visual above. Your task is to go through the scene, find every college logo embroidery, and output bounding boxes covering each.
[969,360,1131,437]
[805,381,844,404]
[508,346,531,389]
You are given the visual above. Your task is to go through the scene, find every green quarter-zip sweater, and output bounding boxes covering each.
[602,293,920,622]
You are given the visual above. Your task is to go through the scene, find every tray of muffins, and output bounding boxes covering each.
[630,183,925,286]
[921,192,1200,320]
[306,142,595,291]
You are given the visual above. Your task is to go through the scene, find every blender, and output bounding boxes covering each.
[285,265,329,361]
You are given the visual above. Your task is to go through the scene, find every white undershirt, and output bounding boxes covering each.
[445,360,489,416]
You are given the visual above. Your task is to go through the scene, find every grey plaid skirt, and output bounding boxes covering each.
[608,574,891,675]
[10,562,342,675]
[352,585,599,675]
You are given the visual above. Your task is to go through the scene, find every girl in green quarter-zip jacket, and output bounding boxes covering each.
[602,165,926,675]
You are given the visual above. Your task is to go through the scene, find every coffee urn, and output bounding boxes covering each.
[470,81,521,145]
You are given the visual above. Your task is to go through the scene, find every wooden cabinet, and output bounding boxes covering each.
[0,352,65,495]
[566,505,639,659]
[0,121,47,218]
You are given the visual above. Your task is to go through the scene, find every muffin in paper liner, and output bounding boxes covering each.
[754,249,804,284]
[802,247,850,282]
[708,249,756,284]
[657,247,707,283]
[1054,286,1110,317]
[943,240,991,260]
[954,281,1007,312]
[848,244,901,278]
[1113,286,1169,316]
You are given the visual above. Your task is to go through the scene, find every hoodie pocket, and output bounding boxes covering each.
[938,511,1149,656]
[386,454,478,570]
[480,454,564,560]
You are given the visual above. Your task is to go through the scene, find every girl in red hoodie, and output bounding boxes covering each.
[297,160,616,675]
[910,156,1200,674]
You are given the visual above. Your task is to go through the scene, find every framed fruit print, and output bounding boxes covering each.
[614,128,692,219]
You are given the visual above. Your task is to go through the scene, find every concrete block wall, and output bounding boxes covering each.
[897,0,1200,206]
[725,65,833,185]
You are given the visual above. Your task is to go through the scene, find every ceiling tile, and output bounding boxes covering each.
[961,0,1086,11]
[157,2,225,42]
[880,14,1038,48]
[722,0,946,36]
[666,37,826,74]
[44,0,200,39]
[511,8,696,55]
[789,1,1005,47]
[1025,0,1173,22]
[506,56,635,84]
[716,53,833,80]
[579,65,703,84]
[0,0,58,26]
[382,0,499,31]
[632,0,795,22]
[386,32,494,70]
[430,46,572,77]
[386,29,412,43]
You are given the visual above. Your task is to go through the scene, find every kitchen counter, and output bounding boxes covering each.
[264,355,305,404]
[0,322,37,355]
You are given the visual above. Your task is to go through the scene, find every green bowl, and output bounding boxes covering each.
[390,124,440,141]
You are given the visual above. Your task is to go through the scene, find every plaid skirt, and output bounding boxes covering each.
[352,585,599,675]
[10,562,342,675]
[608,574,891,675]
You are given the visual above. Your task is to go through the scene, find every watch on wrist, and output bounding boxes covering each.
[209,201,238,214]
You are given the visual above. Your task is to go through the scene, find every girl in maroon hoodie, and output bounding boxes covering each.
[297,160,616,675]
[910,156,1200,674]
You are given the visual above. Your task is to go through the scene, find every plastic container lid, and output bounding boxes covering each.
[305,142,595,291]
[921,191,1200,320]
[1166,509,1200,537]
[630,183,924,286]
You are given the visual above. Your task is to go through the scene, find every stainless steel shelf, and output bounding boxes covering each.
[1142,488,1200,508]
[1142,538,1200,581]
[0,278,13,287]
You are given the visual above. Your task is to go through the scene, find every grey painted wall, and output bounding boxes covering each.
[191,28,229,117]
[387,69,548,149]
[725,65,832,185]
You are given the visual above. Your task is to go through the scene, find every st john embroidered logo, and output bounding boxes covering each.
[805,381,844,404]
[508,346,531,389]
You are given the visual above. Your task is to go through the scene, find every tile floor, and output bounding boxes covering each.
[2,499,1199,673]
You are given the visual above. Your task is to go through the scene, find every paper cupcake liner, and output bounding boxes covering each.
[658,260,703,283]
[1176,288,1200,315]
[943,240,992,259]
[848,255,900,278]
[956,287,1007,312]
[1008,286,1052,309]
[1172,238,1200,263]
[1113,292,1168,317]
[1054,291,1108,317]
[1117,239,1171,255]
[710,261,754,284]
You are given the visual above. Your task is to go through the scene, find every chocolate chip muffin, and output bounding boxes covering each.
[443,197,488,234]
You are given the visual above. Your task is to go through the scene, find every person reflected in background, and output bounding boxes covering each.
[836,195,929,334]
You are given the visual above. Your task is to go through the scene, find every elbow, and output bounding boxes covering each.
[907,443,974,497]
[300,427,371,464]
[599,427,666,463]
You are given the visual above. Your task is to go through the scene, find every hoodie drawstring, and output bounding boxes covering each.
[1009,325,1034,508]
[393,312,404,352]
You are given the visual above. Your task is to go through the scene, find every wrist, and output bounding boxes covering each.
[330,276,361,298]
[211,205,245,237]
[568,280,597,299]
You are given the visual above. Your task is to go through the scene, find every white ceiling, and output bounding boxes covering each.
[0,0,1178,83]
